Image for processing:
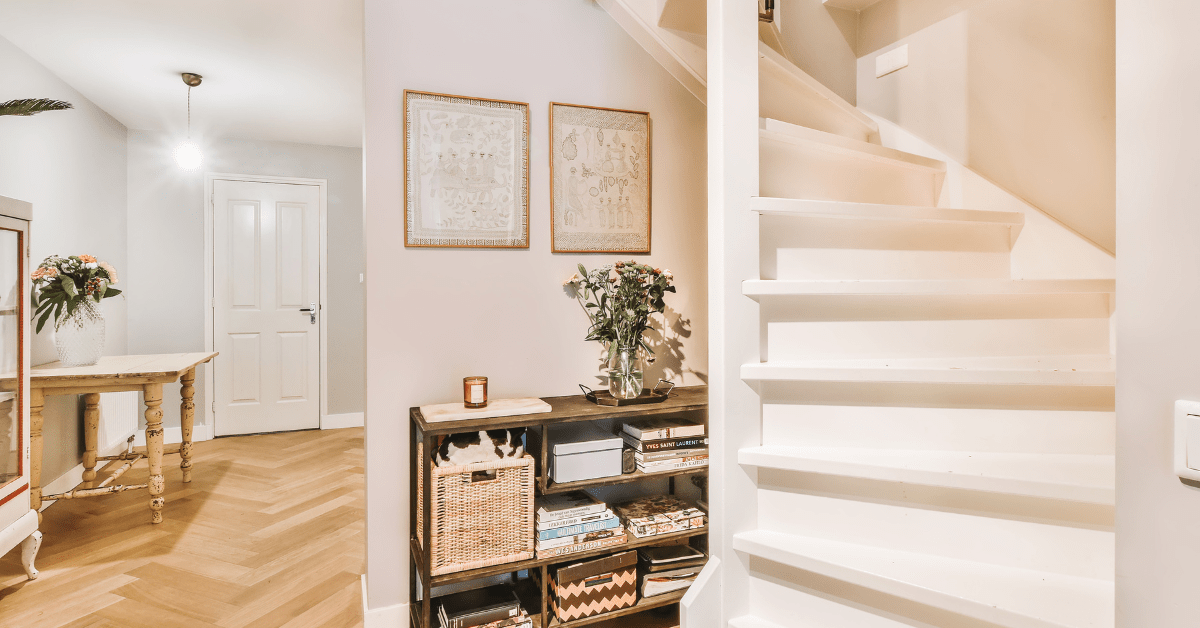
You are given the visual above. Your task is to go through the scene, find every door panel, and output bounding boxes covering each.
[214,180,320,436]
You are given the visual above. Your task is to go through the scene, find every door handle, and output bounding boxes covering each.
[299,302,316,324]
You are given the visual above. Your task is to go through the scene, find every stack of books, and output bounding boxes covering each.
[620,418,708,473]
[612,495,707,539]
[437,584,530,628]
[638,545,707,597]
[535,491,627,558]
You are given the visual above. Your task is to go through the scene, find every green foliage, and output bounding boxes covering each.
[0,99,74,117]
[30,254,121,333]
[564,261,676,360]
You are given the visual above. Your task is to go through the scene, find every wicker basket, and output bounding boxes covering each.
[417,445,536,576]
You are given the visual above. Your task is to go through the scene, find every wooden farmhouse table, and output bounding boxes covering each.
[24,353,218,524]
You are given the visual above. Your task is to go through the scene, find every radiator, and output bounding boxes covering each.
[97,391,139,455]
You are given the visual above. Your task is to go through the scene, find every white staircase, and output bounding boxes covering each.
[603,2,1115,627]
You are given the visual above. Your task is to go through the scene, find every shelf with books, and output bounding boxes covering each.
[419,526,709,587]
[410,385,707,628]
[542,465,708,495]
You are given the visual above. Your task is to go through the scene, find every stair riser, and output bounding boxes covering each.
[762,405,1115,455]
[754,488,1113,580]
[746,565,993,628]
[771,249,1011,280]
[765,318,1111,361]
[756,293,1112,322]
[760,61,874,144]
[761,138,942,206]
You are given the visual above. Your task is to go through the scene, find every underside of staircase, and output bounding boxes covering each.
[601,2,1116,627]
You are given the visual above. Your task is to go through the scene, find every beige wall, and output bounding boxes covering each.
[856,0,1116,254]
[362,0,708,612]
[1115,1,1200,624]
[0,34,129,483]
[777,0,859,105]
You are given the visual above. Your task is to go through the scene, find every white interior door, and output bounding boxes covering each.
[213,179,321,436]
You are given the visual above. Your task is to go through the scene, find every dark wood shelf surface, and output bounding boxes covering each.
[543,466,708,494]
[411,385,707,435]
[416,526,708,587]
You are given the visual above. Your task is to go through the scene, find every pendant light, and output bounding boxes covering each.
[175,72,203,170]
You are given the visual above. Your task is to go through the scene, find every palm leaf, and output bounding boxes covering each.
[0,98,74,117]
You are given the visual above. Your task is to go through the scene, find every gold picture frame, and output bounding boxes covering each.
[550,102,651,254]
[404,90,530,248]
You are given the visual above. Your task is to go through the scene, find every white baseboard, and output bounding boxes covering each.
[362,574,407,627]
[323,412,365,430]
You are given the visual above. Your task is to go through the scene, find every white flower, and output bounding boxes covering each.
[563,272,581,287]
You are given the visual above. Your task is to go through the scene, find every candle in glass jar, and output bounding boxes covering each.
[463,376,488,408]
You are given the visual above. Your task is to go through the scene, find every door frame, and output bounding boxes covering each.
[203,173,330,436]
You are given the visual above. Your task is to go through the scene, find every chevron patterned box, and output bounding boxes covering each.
[549,550,638,621]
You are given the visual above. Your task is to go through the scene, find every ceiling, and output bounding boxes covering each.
[0,0,363,148]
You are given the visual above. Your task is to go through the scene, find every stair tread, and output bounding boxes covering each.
[744,279,1114,297]
[757,41,879,137]
[760,118,946,172]
[752,197,1023,226]
[735,529,1114,628]
[740,446,1113,504]
[742,355,1115,386]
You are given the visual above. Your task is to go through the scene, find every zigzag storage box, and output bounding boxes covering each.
[550,550,638,621]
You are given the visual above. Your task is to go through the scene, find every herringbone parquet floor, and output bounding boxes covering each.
[0,427,365,628]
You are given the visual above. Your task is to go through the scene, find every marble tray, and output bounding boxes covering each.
[419,397,553,424]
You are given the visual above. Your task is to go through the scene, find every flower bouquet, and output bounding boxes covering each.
[31,255,121,366]
[564,261,675,399]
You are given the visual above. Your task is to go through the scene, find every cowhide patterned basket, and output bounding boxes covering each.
[550,550,638,622]
[416,443,536,576]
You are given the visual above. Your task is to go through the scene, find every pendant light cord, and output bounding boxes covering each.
[187,85,192,140]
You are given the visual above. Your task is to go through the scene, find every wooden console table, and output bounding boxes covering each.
[25,353,218,524]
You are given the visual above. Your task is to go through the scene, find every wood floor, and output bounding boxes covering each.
[0,428,365,628]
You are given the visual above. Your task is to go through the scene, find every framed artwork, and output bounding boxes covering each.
[404,90,530,248]
[550,103,651,254]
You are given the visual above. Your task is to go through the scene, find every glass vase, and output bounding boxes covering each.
[608,345,644,399]
[53,299,105,367]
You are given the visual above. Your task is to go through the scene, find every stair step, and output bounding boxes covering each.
[758,42,879,144]
[735,530,1114,628]
[744,279,1114,298]
[761,118,945,173]
[741,446,1114,504]
[729,617,786,628]
[753,196,1022,226]
[742,355,1115,387]
[822,0,886,10]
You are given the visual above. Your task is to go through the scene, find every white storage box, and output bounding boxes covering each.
[551,425,623,484]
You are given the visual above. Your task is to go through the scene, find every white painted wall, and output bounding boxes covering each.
[126,131,364,430]
[0,34,129,483]
[855,0,1116,253]
[777,0,859,105]
[362,0,709,614]
[1115,2,1200,624]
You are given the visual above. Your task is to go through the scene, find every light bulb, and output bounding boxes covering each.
[175,141,202,170]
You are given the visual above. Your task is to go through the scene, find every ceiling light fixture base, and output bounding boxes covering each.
[181,73,203,87]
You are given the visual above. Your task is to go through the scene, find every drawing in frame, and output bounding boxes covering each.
[550,102,651,254]
[404,90,530,248]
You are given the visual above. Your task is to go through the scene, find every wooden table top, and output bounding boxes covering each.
[29,352,218,386]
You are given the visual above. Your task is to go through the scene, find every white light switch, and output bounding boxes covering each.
[876,44,909,78]
[1174,400,1200,480]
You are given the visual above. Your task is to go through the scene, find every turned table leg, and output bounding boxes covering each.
[82,392,100,488]
[20,530,41,580]
[143,383,165,524]
[180,368,195,483]
[30,387,43,524]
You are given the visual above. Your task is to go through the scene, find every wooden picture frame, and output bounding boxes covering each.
[550,102,651,254]
[404,90,530,248]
